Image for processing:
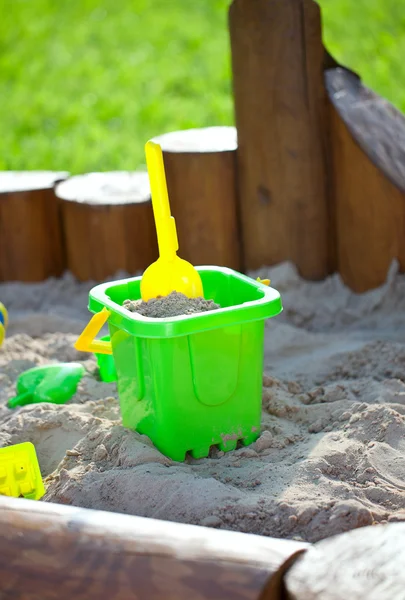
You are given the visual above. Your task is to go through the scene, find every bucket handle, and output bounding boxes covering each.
[74,308,113,355]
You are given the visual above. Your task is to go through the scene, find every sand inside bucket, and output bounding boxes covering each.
[123,291,220,318]
[1,261,405,543]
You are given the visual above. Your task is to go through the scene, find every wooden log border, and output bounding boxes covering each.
[2,496,405,600]
[229,0,332,280]
[2,0,405,292]
[153,127,242,272]
[0,171,69,282]
[285,522,405,600]
[55,172,158,282]
[0,496,307,600]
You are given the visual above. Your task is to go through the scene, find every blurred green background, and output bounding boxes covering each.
[1,0,403,173]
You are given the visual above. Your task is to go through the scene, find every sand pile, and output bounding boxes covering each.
[1,262,405,543]
[123,291,220,318]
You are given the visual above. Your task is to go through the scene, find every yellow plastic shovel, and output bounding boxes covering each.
[140,140,204,301]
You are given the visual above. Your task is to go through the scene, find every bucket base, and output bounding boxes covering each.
[188,432,259,460]
[145,430,260,463]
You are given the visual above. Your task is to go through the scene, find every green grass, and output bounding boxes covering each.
[320,0,405,110]
[0,0,404,173]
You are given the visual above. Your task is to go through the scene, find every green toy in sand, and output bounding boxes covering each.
[7,363,85,409]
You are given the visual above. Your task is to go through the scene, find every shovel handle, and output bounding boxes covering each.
[75,308,113,355]
[145,140,179,260]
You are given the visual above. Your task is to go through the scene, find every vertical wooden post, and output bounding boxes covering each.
[56,172,157,281]
[325,68,405,292]
[0,171,69,282]
[154,127,241,270]
[229,0,331,278]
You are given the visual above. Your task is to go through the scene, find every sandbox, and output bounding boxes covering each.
[1,260,405,544]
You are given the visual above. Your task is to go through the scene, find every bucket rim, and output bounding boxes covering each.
[88,266,282,338]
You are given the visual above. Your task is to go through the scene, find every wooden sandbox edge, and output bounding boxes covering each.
[0,495,308,600]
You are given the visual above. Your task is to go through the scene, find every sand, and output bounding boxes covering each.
[1,262,405,543]
[124,291,220,318]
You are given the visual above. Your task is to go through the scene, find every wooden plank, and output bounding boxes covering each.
[326,68,405,292]
[285,523,405,599]
[56,172,157,281]
[0,171,69,282]
[0,496,308,600]
[154,127,241,270]
[229,0,331,278]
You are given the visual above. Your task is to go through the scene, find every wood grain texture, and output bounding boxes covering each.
[326,68,405,292]
[0,171,69,281]
[154,127,241,270]
[229,0,331,278]
[56,172,157,281]
[0,496,308,600]
[286,523,405,600]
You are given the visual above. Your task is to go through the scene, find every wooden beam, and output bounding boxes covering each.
[229,0,331,278]
[0,171,69,282]
[0,496,308,600]
[285,523,405,599]
[154,127,241,270]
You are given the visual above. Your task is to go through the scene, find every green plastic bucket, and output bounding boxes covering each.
[88,266,282,461]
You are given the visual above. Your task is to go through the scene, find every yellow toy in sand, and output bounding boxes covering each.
[140,140,204,302]
[0,302,8,347]
[0,442,45,500]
